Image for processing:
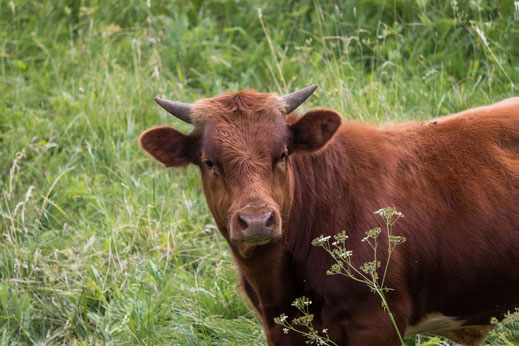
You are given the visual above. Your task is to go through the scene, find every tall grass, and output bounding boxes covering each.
[0,0,517,344]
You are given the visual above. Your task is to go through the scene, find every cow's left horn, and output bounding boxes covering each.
[154,97,193,124]
[281,84,318,114]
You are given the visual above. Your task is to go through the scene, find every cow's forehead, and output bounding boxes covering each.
[191,90,289,156]
[201,112,289,159]
[190,90,286,126]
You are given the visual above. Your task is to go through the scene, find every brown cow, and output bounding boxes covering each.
[140,85,519,346]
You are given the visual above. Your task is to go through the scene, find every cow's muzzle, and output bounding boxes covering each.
[230,206,281,244]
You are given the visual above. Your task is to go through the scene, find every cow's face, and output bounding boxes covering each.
[140,88,341,259]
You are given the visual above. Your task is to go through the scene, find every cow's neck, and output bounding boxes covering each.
[286,146,357,253]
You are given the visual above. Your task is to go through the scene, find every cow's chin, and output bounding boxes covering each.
[235,238,273,259]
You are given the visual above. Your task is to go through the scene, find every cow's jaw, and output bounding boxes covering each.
[236,241,268,259]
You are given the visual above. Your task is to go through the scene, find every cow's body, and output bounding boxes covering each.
[141,90,519,345]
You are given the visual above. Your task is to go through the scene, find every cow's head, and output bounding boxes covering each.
[140,85,341,259]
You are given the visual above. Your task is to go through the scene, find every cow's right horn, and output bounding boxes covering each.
[154,97,193,124]
[281,84,318,114]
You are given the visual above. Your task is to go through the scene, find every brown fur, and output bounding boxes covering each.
[140,91,519,345]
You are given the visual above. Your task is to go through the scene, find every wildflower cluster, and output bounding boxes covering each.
[292,296,312,310]
[360,260,380,276]
[362,227,381,242]
[312,231,352,271]
[326,262,343,276]
[389,235,406,246]
[274,296,337,346]
[374,207,403,224]
[311,207,407,344]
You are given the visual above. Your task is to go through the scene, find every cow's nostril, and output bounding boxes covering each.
[238,215,249,232]
[266,212,275,228]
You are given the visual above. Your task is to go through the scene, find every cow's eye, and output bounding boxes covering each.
[204,160,214,168]
[274,151,288,169]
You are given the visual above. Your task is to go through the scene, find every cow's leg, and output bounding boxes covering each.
[322,294,411,346]
[346,306,407,346]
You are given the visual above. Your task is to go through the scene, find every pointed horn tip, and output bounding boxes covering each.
[297,84,318,94]
[280,84,318,96]
[153,96,193,124]
[281,83,319,114]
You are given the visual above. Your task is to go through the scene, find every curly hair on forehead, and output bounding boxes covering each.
[190,90,286,126]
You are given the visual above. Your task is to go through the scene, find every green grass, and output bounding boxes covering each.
[1,0,518,344]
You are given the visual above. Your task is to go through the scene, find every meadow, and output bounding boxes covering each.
[1,0,518,344]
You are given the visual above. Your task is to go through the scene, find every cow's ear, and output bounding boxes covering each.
[288,109,342,153]
[139,126,198,167]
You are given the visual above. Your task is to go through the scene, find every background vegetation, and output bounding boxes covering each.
[1,0,518,344]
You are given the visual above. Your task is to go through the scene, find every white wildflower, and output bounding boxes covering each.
[318,236,331,243]
[374,208,385,215]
